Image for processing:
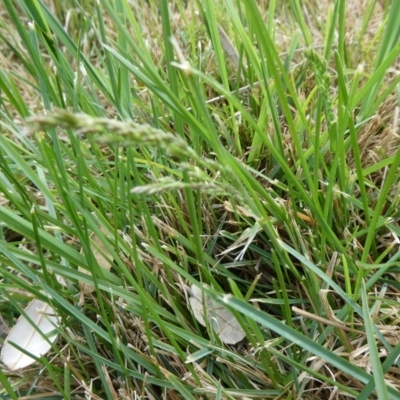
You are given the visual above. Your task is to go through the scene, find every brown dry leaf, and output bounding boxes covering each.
[217,25,240,73]
[188,285,245,345]
[79,226,113,296]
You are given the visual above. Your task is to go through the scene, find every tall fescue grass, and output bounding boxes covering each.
[0,0,400,398]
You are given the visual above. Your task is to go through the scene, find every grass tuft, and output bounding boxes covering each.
[1,0,400,398]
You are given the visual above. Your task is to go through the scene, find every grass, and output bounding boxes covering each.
[0,0,400,398]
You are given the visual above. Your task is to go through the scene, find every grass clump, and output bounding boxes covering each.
[0,0,400,399]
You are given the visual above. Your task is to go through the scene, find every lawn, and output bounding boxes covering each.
[0,0,400,399]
